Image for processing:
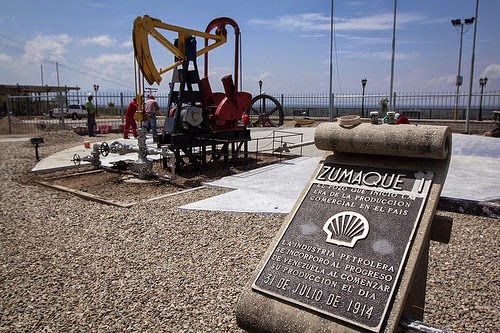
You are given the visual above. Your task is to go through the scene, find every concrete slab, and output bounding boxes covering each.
[442,134,500,201]
[179,156,322,213]
[181,131,499,213]
[31,137,160,173]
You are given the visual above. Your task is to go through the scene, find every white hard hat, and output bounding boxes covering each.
[88,93,93,97]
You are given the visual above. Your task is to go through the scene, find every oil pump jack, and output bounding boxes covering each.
[132,15,283,169]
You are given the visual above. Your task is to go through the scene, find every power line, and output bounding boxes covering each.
[58,63,133,89]
[0,33,133,89]
[63,56,130,85]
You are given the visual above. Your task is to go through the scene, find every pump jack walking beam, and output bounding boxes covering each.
[132,15,227,85]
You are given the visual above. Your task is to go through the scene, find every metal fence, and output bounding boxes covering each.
[1,92,171,135]
[275,91,500,120]
[2,90,499,135]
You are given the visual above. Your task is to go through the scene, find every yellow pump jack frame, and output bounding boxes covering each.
[132,15,228,123]
[132,15,227,86]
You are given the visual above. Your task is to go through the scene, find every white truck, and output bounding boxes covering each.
[47,104,87,120]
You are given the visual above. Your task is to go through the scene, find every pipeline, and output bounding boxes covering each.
[274,140,315,153]
[74,129,176,180]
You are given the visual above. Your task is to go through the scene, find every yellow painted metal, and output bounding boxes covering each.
[133,15,226,85]
[134,110,145,123]
[134,93,145,123]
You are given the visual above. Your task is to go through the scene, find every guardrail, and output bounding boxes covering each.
[250,130,305,157]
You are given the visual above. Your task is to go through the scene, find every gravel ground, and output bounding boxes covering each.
[0,130,498,333]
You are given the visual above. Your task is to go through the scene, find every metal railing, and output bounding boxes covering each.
[2,90,499,135]
[1,92,169,135]
[250,130,305,158]
[275,91,499,120]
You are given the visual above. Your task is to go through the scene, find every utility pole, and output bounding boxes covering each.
[389,0,397,111]
[328,0,334,122]
[56,62,60,86]
[40,64,44,86]
[55,62,64,127]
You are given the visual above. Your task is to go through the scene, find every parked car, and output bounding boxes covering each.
[47,104,87,120]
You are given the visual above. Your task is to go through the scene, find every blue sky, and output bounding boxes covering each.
[0,0,498,95]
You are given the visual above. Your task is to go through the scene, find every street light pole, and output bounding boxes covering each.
[258,80,263,117]
[478,77,487,121]
[361,79,367,117]
[451,17,474,120]
[452,20,464,121]
[93,84,99,114]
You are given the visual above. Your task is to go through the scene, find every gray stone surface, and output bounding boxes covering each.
[315,123,450,159]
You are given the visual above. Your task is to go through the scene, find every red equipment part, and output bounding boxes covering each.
[204,17,240,92]
[201,17,251,131]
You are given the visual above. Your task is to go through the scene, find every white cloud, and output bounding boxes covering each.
[81,35,116,47]
[92,53,131,65]
[249,14,329,31]
[345,36,388,43]
[258,72,274,82]
[0,52,13,63]
[207,66,233,81]
[22,34,72,64]
[480,64,500,80]
[120,40,133,49]
[342,50,416,61]
[336,13,425,31]
[84,52,134,85]
[249,12,426,32]
[426,74,456,87]
[298,34,325,38]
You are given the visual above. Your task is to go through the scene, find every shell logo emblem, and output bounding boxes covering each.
[323,211,369,248]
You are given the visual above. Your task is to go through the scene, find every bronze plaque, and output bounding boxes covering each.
[252,162,433,332]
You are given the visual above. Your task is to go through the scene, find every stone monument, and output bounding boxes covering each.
[236,121,452,333]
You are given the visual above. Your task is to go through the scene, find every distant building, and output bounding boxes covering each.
[0,84,80,117]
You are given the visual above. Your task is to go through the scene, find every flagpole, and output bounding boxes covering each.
[328,0,334,122]
[389,0,397,111]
